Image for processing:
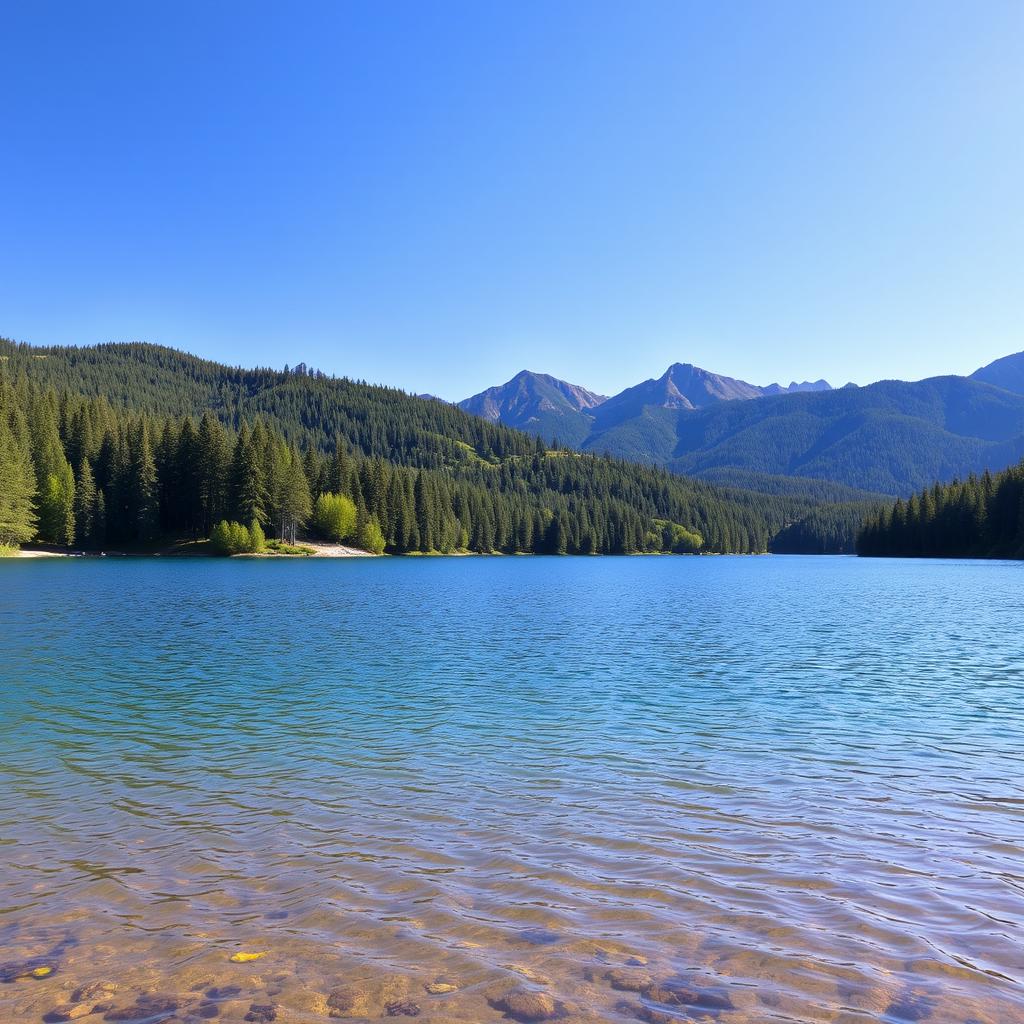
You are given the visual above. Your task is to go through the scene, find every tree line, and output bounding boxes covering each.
[857,462,1024,559]
[0,371,816,555]
[0,340,876,556]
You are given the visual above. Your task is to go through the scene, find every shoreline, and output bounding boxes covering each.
[4,548,842,560]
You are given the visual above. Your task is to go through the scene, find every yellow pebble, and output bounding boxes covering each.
[425,982,458,994]
[229,951,268,963]
[23,966,53,979]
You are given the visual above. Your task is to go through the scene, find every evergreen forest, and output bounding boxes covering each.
[857,462,1024,559]
[0,339,880,556]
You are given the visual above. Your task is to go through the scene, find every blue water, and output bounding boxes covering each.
[1,556,1022,1023]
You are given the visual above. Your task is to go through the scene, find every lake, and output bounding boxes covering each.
[1,556,1022,1024]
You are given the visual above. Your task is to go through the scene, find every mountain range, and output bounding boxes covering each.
[459,353,1024,495]
[458,364,830,446]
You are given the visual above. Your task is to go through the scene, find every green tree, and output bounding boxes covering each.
[229,423,269,526]
[313,492,357,542]
[357,515,386,554]
[250,519,266,553]
[277,444,312,544]
[129,421,159,542]
[74,458,98,547]
[0,413,38,548]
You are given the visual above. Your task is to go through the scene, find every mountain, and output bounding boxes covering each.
[463,357,1024,496]
[458,370,607,446]
[582,375,1024,496]
[970,351,1024,396]
[462,363,832,446]
[590,363,765,427]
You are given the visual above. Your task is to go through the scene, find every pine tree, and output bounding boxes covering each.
[229,424,269,526]
[278,444,312,544]
[129,421,159,542]
[0,413,38,548]
[196,412,229,535]
[74,458,98,548]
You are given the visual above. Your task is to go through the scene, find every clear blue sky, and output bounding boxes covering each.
[2,1,1021,399]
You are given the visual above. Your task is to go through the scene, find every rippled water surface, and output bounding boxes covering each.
[1,556,1023,1024]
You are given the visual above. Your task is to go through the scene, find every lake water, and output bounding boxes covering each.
[1,556,1022,1024]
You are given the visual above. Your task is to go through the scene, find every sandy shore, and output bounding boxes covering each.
[248,540,378,558]
[291,541,377,557]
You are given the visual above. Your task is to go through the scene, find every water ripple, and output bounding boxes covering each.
[1,556,1022,1023]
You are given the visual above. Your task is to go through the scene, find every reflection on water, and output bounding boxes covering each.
[0,555,1022,1024]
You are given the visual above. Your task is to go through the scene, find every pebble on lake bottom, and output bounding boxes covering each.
[424,982,458,995]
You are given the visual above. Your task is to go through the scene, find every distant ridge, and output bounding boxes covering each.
[461,355,1024,495]
[461,361,832,446]
[590,363,832,428]
[971,351,1024,396]
[763,379,832,395]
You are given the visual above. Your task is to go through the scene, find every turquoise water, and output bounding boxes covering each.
[1,556,1022,1024]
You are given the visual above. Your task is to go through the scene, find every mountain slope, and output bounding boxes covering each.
[971,351,1024,396]
[458,370,605,446]
[581,376,1024,495]
[0,339,543,468]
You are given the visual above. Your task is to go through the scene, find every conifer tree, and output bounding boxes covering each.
[74,457,98,547]
[0,413,38,548]
[129,421,159,542]
[278,444,312,544]
[229,424,269,527]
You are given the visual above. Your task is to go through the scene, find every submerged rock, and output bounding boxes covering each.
[327,985,368,1017]
[605,969,653,992]
[642,979,733,1012]
[72,982,119,1003]
[204,986,242,1001]
[327,976,412,1019]
[42,1007,92,1023]
[493,987,560,1021]
[243,1004,277,1023]
[385,1000,421,1017]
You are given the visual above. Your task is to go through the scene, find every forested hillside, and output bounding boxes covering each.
[0,339,539,467]
[590,376,1024,495]
[0,340,858,555]
[857,461,1024,559]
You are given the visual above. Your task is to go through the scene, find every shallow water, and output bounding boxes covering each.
[1,556,1022,1024]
